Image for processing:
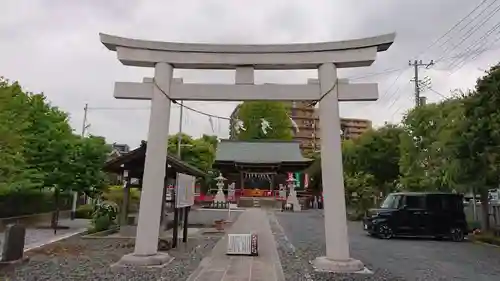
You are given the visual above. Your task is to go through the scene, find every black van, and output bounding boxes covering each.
[363,192,467,241]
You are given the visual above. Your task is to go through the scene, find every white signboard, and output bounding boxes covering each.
[226,233,258,256]
[175,173,195,208]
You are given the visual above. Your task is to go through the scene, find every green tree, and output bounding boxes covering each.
[308,125,403,198]
[399,99,463,192]
[349,125,403,195]
[167,133,217,172]
[0,77,110,219]
[65,136,111,197]
[234,101,293,140]
[450,64,500,230]
[0,78,40,190]
[344,172,376,215]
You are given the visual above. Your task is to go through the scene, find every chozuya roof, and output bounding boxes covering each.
[103,142,207,178]
[215,140,313,164]
[100,32,395,53]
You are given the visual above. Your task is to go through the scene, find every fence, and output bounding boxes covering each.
[464,202,500,228]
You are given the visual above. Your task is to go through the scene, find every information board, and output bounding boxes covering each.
[175,173,195,208]
[226,233,258,256]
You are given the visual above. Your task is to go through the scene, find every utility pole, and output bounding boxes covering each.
[71,103,89,220]
[409,60,434,107]
[177,101,183,158]
[176,101,184,230]
[81,103,89,137]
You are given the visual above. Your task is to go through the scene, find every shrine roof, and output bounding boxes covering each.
[214,140,313,164]
[103,142,207,178]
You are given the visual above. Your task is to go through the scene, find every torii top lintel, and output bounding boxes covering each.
[99,33,395,69]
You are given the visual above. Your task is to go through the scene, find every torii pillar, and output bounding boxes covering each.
[100,32,395,272]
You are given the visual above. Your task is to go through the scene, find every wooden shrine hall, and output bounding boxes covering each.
[213,140,313,205]
[104,141,207,183]
[103,141,207,226]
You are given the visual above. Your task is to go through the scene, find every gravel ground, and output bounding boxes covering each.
[0,234,220,281]
[271,210,500,281]
[0,210,236,281]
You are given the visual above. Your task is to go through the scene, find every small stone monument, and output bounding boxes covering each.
[213,173,227,204]
[1,224,27,264]
[286,174,301,212]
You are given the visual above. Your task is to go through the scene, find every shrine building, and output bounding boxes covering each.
[213,139,313,207]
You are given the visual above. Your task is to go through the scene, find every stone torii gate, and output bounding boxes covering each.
[100,32,395,272]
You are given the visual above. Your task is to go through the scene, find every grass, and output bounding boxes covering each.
[470,231,500,246]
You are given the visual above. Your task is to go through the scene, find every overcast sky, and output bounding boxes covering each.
[1,0,499,148]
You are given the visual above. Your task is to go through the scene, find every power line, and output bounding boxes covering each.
[179,103,231,120]
[346,67,406,80]
[415,0,491,59]
[437,0,500,62]
[376,68,411,108]
[88,106,151,110]
[448,23,500,72]
[428,88,448,99]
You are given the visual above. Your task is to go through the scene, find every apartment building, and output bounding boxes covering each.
[229,102,372,152]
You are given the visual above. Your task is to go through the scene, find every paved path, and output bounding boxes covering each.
[275,210,500,281]
[0,218,88,254]
[186,208,285,281]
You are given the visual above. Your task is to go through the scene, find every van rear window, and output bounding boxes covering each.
[428,195,463,211]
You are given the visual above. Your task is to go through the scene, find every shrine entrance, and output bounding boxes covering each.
[213,140,312,202]
[243,173,272,191]
[100,32,395,272]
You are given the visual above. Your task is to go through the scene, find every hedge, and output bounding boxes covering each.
[0,189,72,218]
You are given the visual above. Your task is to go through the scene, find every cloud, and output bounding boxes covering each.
[1,0,499,147]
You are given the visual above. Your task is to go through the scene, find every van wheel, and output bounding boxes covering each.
[450,227,464,242]
[376,223,393,239]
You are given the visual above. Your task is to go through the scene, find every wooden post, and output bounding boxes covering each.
[182,207,190,243]
[160,179,167,230]
[121,180,130,226]
[172,208,179,248]
[240,171,244,195]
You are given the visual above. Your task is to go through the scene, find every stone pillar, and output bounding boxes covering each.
[311,63,364,272]
[117,62,173,267]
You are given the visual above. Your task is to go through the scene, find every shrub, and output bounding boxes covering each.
[75,204,93,219]
[102,185,141,212]
[472,232,500,246]
[467,220,481,232]
[92,214,112,232]
[0,189,72,218]
[90,200,118,232]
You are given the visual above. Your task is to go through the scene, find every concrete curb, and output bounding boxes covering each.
[81,227,119,239]
[24,228,86,253]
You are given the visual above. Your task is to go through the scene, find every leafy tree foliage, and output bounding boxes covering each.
[166,133,219,194]
[399,99,464,191]
[309,63,500,231]
[167,133,217,172]
[0,77,110,199]
[234,101,293,140]
[448,65,500,230]
[308,124,403,199]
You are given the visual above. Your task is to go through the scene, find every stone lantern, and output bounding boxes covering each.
[214,173,227,203]
[286,174,301,211]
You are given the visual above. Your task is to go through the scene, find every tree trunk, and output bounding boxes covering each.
[480,189,490,231]
[51,187,60,234]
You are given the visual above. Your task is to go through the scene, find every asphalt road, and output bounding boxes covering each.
[275,210,500,281]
